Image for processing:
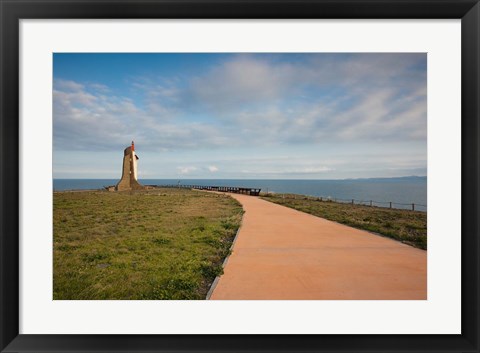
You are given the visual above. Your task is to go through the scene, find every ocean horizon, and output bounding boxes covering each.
[53,176,427,211]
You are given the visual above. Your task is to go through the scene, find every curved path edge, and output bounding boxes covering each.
[210,194,427,300]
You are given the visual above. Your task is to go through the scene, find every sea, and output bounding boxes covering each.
[53,176,427,211]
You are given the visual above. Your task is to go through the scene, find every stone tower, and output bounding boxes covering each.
[115,141,144,191]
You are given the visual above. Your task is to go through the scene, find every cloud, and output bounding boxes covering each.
[187,56,295,111]
[53,53,426,155]
[89,83,110,93]
[241,166,333,175]
[208,165,219,172]
[54,79,85,92]
[53,80,140,151]
[53,79,234,152]
[177,166,197,174]
[173,54,426,145]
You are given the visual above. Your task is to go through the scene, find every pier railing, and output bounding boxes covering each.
[153,184,262,196]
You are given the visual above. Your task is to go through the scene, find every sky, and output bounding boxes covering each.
[53,53,427,180]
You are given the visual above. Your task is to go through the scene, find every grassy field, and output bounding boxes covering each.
[53,188,243,300]
[261,194,427,250]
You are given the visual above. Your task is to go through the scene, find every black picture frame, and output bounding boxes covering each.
[1,1,478,352]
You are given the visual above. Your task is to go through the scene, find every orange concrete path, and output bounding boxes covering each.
[210,194,427,300]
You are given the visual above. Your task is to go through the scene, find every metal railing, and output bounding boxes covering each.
[263,193,427,212]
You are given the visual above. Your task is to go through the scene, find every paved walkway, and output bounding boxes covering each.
[210,194,427,300]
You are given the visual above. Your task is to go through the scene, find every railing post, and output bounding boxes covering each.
[412,203,415,211]
[352,199,354,205]
[389,202,392,209]
[370,200,372,207]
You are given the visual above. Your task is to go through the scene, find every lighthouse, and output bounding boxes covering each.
[115,141,144,191]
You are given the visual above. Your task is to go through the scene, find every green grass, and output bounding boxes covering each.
[53,188,243,300]
[261,194,427,250]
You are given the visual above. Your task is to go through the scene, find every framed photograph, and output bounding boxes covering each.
[1,0,478,352]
